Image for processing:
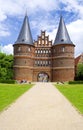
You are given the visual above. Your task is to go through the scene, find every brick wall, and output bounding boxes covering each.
[13,43,34,82]
[52,68,75,82]
[52,44,75,82]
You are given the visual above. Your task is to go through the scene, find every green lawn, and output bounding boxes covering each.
[0,83,33,112]
[55,84,83,114]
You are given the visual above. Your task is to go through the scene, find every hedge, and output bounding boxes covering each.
[0,80,16,84]
[69,81,83,84]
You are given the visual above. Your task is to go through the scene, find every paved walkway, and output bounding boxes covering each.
[0,83,83,130]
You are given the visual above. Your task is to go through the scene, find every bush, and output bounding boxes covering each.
[0,80,16,84]
[69,81,83,84]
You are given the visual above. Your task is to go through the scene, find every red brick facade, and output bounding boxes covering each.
[13,31,75,82]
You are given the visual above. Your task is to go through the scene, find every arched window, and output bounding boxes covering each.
[46,50,48,53]
[43,50,45,53]
[41,50,43,53]
[35,50,37,53]
[38,50,40,54]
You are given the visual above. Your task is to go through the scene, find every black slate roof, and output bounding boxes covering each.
[54,16,73,45]
[15,14,33,45]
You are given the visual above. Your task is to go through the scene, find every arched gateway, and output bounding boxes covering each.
[38,72,49,82]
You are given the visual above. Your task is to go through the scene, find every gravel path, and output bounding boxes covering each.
[0,83,83,130]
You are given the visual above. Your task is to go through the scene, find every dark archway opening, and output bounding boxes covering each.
[38,72,49,82]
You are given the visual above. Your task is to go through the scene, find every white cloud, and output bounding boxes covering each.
[0,0,59,37]
[67,19,83,56]
[0,22,10,36]
[59,0,83,18]
[2,44,13,54]
[0,0,58,18]
[0,24,10,36]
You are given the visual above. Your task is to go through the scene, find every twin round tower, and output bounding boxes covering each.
[13,14,75,82]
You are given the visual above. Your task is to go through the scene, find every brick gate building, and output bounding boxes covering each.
[13,14,75,82]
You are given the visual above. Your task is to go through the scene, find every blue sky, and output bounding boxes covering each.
[0,0,83,56]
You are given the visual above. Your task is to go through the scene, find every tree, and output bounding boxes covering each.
[0,53,14,80]
[76,63,83,80]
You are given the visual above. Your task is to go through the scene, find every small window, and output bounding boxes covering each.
[49,61,51,65]
[38,61,40,65]
[61,39,64,42]
[43,50,45,53]
[35,50,37,53]
[46,50,48,53]
[49,50,51,53]
[38,50,40,54]
[42,33,44,39]
[22,39,25,42]
[18,47,21,52]
[53,49,55,52]
[39,40,41,44]
[40,61,42,65]
[35,61,37,65]
[28,47,31,52]
[42,40,44,44]
[46,40,48,44]
[62,47,65,52]
[43,61,45,65]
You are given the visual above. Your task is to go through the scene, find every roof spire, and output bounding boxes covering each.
[25,9,27,16]
[15,13,33,45]
[54,15,73,45]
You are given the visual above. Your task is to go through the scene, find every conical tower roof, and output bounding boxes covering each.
[54,16,73,45]
[15,14,33,45]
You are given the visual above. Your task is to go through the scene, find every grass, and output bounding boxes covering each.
[55,84,83,114]
[0,83,33,112]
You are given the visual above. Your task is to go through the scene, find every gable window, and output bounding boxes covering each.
[42,40,44,44]
[39,40,41,44]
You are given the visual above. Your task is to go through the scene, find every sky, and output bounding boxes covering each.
[0,0,83,57]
